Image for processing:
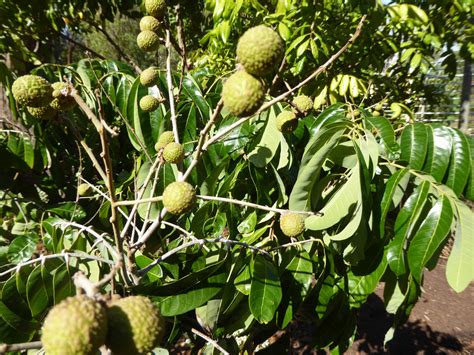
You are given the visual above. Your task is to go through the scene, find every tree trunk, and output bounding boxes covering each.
[458,57,472,133]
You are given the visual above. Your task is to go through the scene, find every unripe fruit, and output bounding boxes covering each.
[139,16,161,33]
[292,95,313,114]
[145,0,167,18]
[78,183,92,196]
[50,82,76,111]
[163,142,184,164]
[140,67,159,87]
[374,103,383,111]
[41,295,108,355]
[140,95,160,112]
[372,110,381,117]
[280,213,305,237]
[106,296,165,355]
[155,131,175,151]
[222,71,265,117]
[27,105,56,119]
[12,75,53,107]
[137,30,160,52]
[236,25,284,77]
[276,110,298,133]
[162,181,196,215]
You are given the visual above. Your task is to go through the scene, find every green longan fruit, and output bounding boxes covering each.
[276,110,298,133]
[280,213,305,237]
[139,16,161,33]
[162,142,184,164]
[137,30,160,52]
[12,75,53,107]
[106,296,165,355]
[221,71,265,117]
[236,25,285,77]
[162,181,196,215]
[27,105,56,119]
[292,95,313,114]
[155,131,175,151]
[140,67,159,87]
[50,82,76,111]
[41,295,107,355]
[139,95,160,112]
[145,0,167,19]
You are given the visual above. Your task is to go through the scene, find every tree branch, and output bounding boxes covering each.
[0,341,43,353]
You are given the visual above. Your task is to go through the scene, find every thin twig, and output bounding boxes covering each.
[197,195,318,216]
[165,29,180,145]
[113,196,163,206]
[0,341,43,353]
[0,252,114,278]
[191,328,230,355]
[205,15,367,147]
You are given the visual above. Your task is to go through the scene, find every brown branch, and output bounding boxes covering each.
[0,341,42,353]
[89,22,142,74]
[205,15,367,147]
[59,33,106,60]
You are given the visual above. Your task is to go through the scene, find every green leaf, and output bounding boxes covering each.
[446,201,474,292]
[234,263,251,295]
[400,123,428,170]
[387,181,431,276]
[379,168,410,238]
[289,122,348,211]
[249,255,282,324]
[248,107,281,167]
[445,128,471,196]
[365,116,400,157]
[407,196,453,283]
[305,163,361,231]
[286,250,313,298]
[26,265,49,317]
[422,126,452,182]
[7,235,38,264]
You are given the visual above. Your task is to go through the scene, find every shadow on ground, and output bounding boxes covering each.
[353,293,464,354]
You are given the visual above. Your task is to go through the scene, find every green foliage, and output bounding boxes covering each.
[0,1,473,353]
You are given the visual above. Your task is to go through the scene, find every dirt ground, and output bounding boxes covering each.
[349,260,474,354]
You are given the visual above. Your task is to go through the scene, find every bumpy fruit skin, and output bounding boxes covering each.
[41,295,107,355]
[137,30,160,52]
[280,213,305,237]
[163,142,184,163]
[236,25,284,76]
[163,181,196,215]
[106,296,165,355]
[292,95,313,114]
[139,16,161,32]
[50,82,76,111]
[140,95,160,112]
[276,110,298,133]
[140,67,159,87]
[27,105,56,119]
[222,71,265,117]
[12,75,53,107]
[145,0,167,18]
[155,131,175,151]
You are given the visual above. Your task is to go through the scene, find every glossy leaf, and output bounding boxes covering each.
[400,123,428,170]
[249,255,282,324]
[445,128,471,196]
[422,125,452,182]
[407,196,453,283]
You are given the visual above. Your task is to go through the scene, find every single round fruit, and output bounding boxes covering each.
[280,213,305,237]
[140,95,160,112]
[139,16,161,32]
[353,109,361,117]
[50,82,76,111]
[137,30,160,52]
[236,25,284,76]
[27,105,56,119]
[374,103,383,111]
[372,110,381,117]
[276,110,298,133]
[163,142,184,164]
[145,0,167,18]
[155,131,175,151]
[106,296,165,355]
[222,71,265,117]
[12,75,53,107]
[78,183,92,197]
[140,67,159,87]
[292,95,313,114]
[162,181,196,215]
[41,295,107,355]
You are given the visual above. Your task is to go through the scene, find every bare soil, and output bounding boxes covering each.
[349,260,474,354]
